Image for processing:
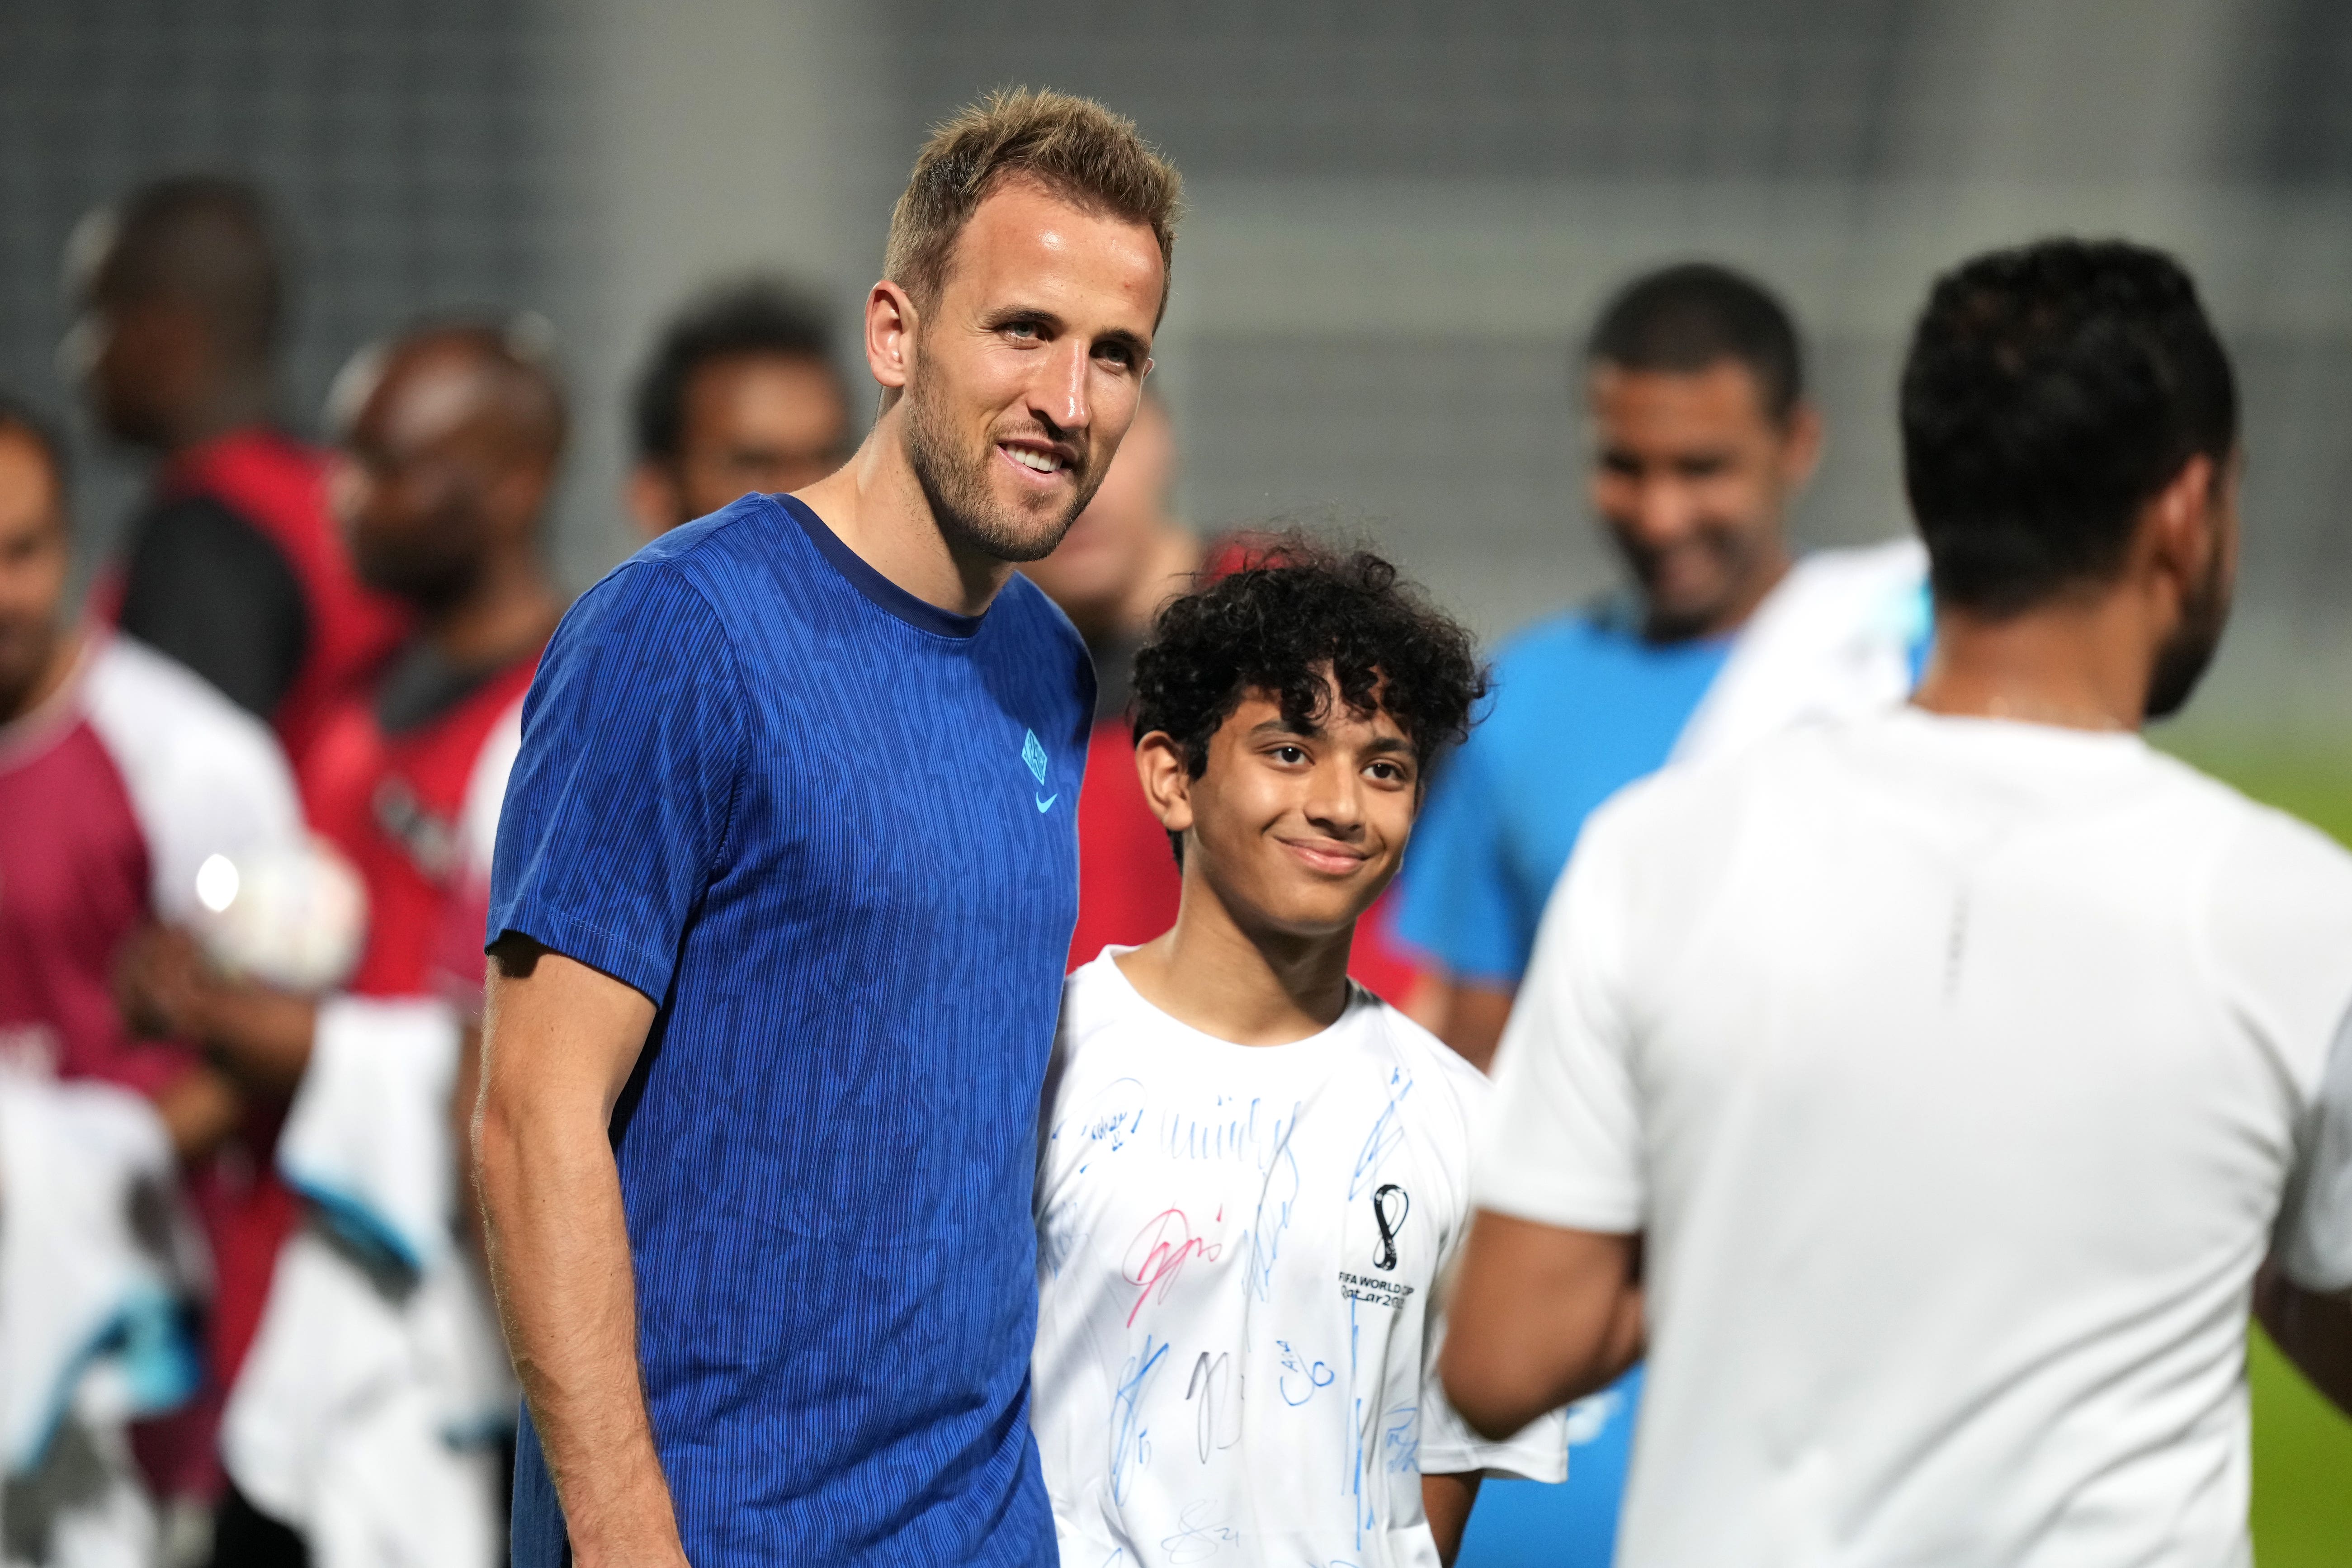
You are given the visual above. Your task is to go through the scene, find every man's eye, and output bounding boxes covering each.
[1271,745,1307,765]
[1004,321,1042,340]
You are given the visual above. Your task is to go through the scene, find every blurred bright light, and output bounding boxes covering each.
[195,854,240,914]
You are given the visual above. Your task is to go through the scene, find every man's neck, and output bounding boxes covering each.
[159,379,273,458]
[1116,868,1357,1046]
[1644,546,1791,644]
[421,551,563,673]
[795,408,1012,620]
[1912,593,2149,732]
[0,624,80,729]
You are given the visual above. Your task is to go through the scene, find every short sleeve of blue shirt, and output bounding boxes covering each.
[490,561,743,1001]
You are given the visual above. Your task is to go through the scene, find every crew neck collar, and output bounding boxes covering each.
[776,494,987,640]
[1096,945,1367,1056]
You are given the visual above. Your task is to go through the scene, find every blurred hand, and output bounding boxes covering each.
[114,922,320,1093]
[154,1064,244,1164]
[113,923,212,1040]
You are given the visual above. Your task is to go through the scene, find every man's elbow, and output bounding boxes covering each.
[1440,1343,1542,1441]
[2256,1262,2352,1417]
[472,1081,529,1227]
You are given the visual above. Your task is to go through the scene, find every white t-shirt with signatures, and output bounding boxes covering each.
[1031,949,1565,1568]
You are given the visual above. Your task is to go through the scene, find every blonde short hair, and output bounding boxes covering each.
[883,87,1183,322]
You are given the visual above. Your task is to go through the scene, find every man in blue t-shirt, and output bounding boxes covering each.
[475,90,1182,1568]
[1400,264,1927,1567]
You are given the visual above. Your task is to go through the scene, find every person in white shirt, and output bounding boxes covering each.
[1441,237,2352,1568]
[1033,541,1567,1568]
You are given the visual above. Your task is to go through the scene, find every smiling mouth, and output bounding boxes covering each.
[1277,837,1370,876]
[998,441,1072,479]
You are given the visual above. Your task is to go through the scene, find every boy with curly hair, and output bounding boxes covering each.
[1029,539,1568,1568]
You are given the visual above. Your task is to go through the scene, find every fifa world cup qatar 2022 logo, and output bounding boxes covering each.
[1338,1185,1416,1310]
[1370,1183,1410,1270]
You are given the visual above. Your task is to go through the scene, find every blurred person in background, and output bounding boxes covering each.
[119,321,566,1568]
[625,276,853,537]
[1398,263,1929,1567]
[0,393,304,1544]
[477,88,1175,1568]
[1443,236,2352,1568]
[67,175,408,770]
[1018,387,1200,967]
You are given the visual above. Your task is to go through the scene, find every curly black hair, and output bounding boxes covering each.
[1130,534,1487,860]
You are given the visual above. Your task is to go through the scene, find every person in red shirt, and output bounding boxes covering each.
[69,175,408,768]
[1018,391,1200,969]
[118,321,567,1568]
[1021,402,1426,1001]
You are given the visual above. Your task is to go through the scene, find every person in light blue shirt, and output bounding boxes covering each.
[1399,263,1926,1567]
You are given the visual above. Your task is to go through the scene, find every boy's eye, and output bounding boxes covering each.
[1270,745,1308,765]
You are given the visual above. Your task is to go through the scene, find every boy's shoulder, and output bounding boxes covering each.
[1356,987,1491,1129]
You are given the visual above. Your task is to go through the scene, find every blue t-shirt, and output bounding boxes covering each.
[1395,598,1730,986]
[489,495,1091,1566]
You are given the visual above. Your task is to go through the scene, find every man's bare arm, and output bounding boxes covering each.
[1439,1211,1644,1440]
[1411,973,1516,1075]
[2254,1260,2352,1417]
[1420,1472,1480,1566]
[474,935,680,1568]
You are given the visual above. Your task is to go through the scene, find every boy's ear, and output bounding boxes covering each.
[1134,731,1195,837]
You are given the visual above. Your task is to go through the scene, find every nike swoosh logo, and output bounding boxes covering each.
[1035,792,1058,813]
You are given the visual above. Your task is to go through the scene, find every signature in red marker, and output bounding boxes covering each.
[1122,1206,1223,1327]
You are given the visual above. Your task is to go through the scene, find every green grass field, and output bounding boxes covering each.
[2162,739,2352,1565]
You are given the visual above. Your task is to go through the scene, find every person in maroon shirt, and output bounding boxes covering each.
[69,175,408,769]
[0,394,308,1520]
[119,320,567,1568]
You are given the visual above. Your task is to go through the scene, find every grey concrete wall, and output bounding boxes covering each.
[2,0,2345,741]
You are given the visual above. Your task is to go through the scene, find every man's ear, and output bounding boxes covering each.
[1776,400,1824,492]
[2141,451,2220,610]
[865,280,917,395]
[1134,731,1195,838]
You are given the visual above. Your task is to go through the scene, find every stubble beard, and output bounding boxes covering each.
[902,365,1103,566]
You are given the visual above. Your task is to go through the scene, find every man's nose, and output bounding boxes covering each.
[1304,760,1366,833]
[1631,477,1697,544]
[1035,339,1091,434]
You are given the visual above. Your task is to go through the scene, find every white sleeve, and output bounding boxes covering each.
[1416,1053,1572,1481]
[2279,1006,2352,1293]
[84,636,305,923]
[2205,805,2352,1294]
[1475,798,1645,1233]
